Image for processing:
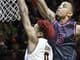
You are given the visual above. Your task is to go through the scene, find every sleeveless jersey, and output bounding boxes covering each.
[24,38,53,60]
[52,19,77,60]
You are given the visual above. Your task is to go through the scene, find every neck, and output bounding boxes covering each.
[60,16,70,24]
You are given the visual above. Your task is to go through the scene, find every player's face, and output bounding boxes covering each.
[56,2,72,18]
[34,24,43,37]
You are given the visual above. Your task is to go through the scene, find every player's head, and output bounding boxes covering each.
[56,1,73,18]
[34,20,55,39]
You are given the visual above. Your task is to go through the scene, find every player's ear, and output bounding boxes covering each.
[38,32,44,36]
[67,11,73,17]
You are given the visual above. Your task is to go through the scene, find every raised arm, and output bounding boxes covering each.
[36,0,55,22]
[17,0,37,43]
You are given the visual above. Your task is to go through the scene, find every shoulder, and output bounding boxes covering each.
[38,38,47,43]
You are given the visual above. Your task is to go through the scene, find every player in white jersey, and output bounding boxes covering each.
[17,0,53,60]
[25,38,53,60]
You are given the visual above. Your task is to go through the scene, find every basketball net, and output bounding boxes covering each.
[0,0,21,22]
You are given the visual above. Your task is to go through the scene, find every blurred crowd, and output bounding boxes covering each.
[0,21,27,60]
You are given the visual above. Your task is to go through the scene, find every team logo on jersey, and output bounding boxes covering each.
[56,33,64,45]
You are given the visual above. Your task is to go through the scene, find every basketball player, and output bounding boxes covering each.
[17,0,53,60]
[34,0,80,60]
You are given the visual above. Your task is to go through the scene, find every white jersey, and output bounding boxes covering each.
[24,38,53,60]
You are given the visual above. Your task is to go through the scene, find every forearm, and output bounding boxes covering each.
[37,0,55,22]
[17,0,31,27]
[17,0,37,42]
[17,0,28,15]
